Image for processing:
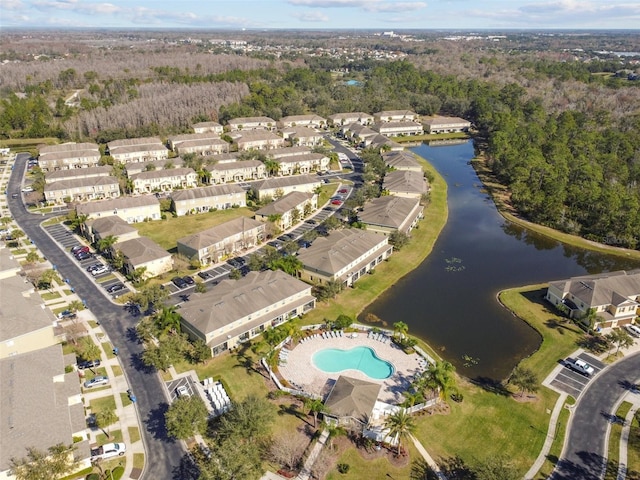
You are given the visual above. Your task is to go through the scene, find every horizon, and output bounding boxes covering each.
[2,0,640,31]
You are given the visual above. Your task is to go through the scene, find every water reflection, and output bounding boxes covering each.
[361,140,640,382]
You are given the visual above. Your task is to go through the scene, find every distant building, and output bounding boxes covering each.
[358,196,423,236]
[383,170,429,199]
[250,174,321,201]
[107,137,169,164]
[179,270,315,356]
[382,151,423,172]
[280,126,324,147]
[129,167,198,194]
[323,375,381,430]
[83,215,139,244]
[297,229,393,287]
[76,195,161,223]
[255,191,317,230]
[45,165,113,182]
[38,142,101,171]
[168,132,221,150]
[124,157,185,176]
[173,138,229,156]
[340,123,378,144]
[272,153,329,176]
[278,114,326,129]
[227,116,276,132]
[228,131,286,151]
[44,176,120,204]
[177,217,265,265]
[327,112,374,126]
[192,121,224,134]
[373,121,423,137]
[373,110,419,123]
[171,184,246,216]
[205,160,266,184]
[422,115,471,134]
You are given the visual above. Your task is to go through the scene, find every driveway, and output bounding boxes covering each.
[8,153,186,480]
[548,352,605,398]
[551,351,640,480]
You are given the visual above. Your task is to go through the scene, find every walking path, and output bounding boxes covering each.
[410,434,447,480]
[296,428,329,480]
[618,398,640,480]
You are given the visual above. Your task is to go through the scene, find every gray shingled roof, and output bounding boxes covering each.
[423,115,470,126]
[39,142,99,155]
[273,153,325,165]
[178,216,263,250]
[228,116,275,126]
[130,167,196,181]
[382,151,421,170]
[115,236,170,266]
[383,170,428,195]
[76,195,159,215]
[324,376,381,421]
[268,146,312,158]
[175,138,228,150]
[179,270,312,339]
[0,275,55,342]
[374,109,418,118]
[124,158,185,175]
[205,159,263,172]
[549,270,640,309]
[168,132,221,144]
[109,144,168,155]
[171,184,245,202]
[252,174,320,191]
[280,114,325,124]
[107,136,163,148]
[232,131,282,142]
[297,229,388,276]
[255,191,313,216]
[87,215,138,238]
[44,175,119,192]
[45,166,113,181]
[192,121,222,130]
[358,196,421,231]
[38,150,101,162]
[0,344,82,471]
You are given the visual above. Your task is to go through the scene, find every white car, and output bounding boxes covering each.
[91,442,126,461]
[566,358,595,376]
[625,324,640,338]
[176,385,191,398]
[84,376,109,388]
[21,186,34,193]
[91,265,110,276]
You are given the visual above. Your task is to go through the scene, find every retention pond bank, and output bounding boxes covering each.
[362,140,640,382]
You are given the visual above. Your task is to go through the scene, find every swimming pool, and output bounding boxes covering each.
[312,346,394,380]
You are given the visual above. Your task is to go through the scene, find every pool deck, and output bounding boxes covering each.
[278,332,426,404]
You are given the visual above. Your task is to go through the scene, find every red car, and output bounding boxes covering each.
[338,189,348,194]
[331,199,342,205]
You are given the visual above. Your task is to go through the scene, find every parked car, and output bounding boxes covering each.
[75,252,92,261]
[331,199,343,206]
[172,277,188,289]
[176,385,191,398]
[21,186,34,193]
[71,245,89,254]
[198,271,213,280]
[84,375,109,388]
[338,188,348,194]
[11,192,18,199]
[227,257,245,269]
[87,263,104,272]
[182,275,195,286]
[305,219,317,225]
[91,265,110,276]
[58,309,77,320]
[565,358,595,376]
[106,283,125,294]
[91,442,126,461]
[77,359,101,370]
[625,324,640,338]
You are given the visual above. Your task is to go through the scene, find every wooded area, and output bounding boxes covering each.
[1,30,639,247]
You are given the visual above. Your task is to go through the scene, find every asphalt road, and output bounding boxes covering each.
[8,153,186,480]
[551,351,640,480]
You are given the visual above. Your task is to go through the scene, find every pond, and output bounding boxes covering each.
[361,140,640,382]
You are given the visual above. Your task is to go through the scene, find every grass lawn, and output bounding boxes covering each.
[128,426,141,444]
[628,410,640,477]
[103,342,116,359]
[535,398,574,479]
[41,291,62,301]
[95,429,123,445]
[90,395,117,416]
[173,344,269,401]
[133,453,145,469]
[605,401,633,480]
[326,443,417,479]
[133,207,254,251]
[301,156,447,326]
[120,392,133,408]
[112,365,123,377]
[87,320,99,329]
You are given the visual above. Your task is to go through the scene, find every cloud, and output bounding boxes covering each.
[294,10,330,22]
[0,0,25,10]
[31,0,123,15]
[288,0,426,11]
[364,2,427,12]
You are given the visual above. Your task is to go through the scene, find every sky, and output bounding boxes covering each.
[1,0,639,31]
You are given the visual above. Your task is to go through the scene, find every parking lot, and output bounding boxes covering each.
[44,223,130,299]
[166,376,197,402]
[548,352,605,398]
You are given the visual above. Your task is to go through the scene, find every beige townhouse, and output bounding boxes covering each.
[38,142,101,172]
[114,236,173,279]
[107,137,168,164]
[358,196,424,236]
[373,110,419,123]
[382,151,423,172]
[382,170,429,198]
[297,229,393,287]
[255,191,318,230]
[250,174,322,201]
[171,184,246,216]
[272,153,329,176]
[44,176,120,204]
[83,215,140,244]
[278,114,326,129]
[327,112,374,127]
[423,115,471,133]
[205,160,266,184]
[45,165,113,182]
[174,138,229,156]
[227,116,276,131]
[124,157,185,176]
[192,121,224,134]
[229,131,285,151]
[373,121,424,137]
[179,270,315,356]
[130,167,198,194]
[280,126,324,147]
[177,216,265,265]
[76,195,161,223]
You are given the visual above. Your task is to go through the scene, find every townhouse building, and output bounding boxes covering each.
[76,195,161,223]
[83,215,140,244]
[423,115,471,134]
[192,121,224,134]
[254,191,317,230]
[177,217,265,265]
[373,110,419,123]
[229,131,286,151]
[272,153,329,175]
[358,196,424,236]
[45,165,112,182]
[373,121,424,137]
[382,151,423,172]
[205,160,266,184]
[44,176,120,204]
[227,116,276,132]
[38,142,101,172]
[114,236,173,279]
[170,184,246,216]
[129,167,198,194]
[327,112,374,127]
[280,126,324,147]
[278,114,326,129]
[382,170,429,199]
[107,137,169,164]
[250,174,322,201]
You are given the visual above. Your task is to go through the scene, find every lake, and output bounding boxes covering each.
[360,140,640,381]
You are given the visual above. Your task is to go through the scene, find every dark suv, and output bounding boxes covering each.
[77,359,101,370]
[172,277,188,289]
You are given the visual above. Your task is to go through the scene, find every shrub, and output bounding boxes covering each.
[111,466,125,480]
[337,463,350,474]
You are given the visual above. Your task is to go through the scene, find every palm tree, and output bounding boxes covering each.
[96,408,117,438]
[508,366,539,398]
[264,158,280,177]
[423,360,456,401]
[304,398,326,428]
[393,321,409,341]
[97,235,118,258]
[283,319,302,345]
[384,409,416,454]
[155,306,182,335]
[67,300,84,314]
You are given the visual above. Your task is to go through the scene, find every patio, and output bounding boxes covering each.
[278,331,426,404]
